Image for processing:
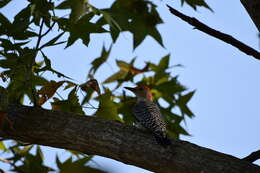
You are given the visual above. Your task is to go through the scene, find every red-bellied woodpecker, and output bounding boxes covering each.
[125,85,171,146]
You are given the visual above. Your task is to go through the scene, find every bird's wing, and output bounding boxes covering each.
[133,101,166,133]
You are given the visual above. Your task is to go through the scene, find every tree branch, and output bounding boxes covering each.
[167,5,260,60]
[41,22,56,38]
[243,150,260,163]
[241,0,260,32]
[0,105,259,173]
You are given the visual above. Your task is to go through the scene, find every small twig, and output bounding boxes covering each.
[32,19,45,107]
[41,22,56,38]
[86,102,98,109]
[35,19,45,50]
[0,157,11,164]
[243,150,260,163]
[56,92,64,100]
[82,106,98,109]
[167,5,260,60]
[79,90,97,109]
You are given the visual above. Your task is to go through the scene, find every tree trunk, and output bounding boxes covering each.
[0,104,259,173]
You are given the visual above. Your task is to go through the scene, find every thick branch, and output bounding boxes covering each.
[243,150,260,163]
[241,0,260,31]
[167,5,260,60]
[0,105,259,173]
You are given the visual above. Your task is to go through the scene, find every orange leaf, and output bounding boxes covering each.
[51,97,61,111]
[38,80,65,105]
[80,79,101,95]
[130,63,150,75]
[38,95,48,105]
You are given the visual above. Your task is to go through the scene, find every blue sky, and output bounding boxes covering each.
[0,0,259,172]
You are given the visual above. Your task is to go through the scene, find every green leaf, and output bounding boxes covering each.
[32,75,49,86]
[30,0,53,26]
[177,91,195,105]
[98,0,164,48]
[176,91,196,118]
[12,145,53,173]
[89,44,112,74]
[0,39,29,51]
[57,156,105,173]
[155,77,186,96]
[167,122,190,139]
[51,87,84,115]
[68,87,84,114]
[117,98,136,124]
[155,54,170,72]
[179,104,194,118]
[13,6,31,32]
[36,145,44,162]
[0,12,11,27]
[95,89,121,121]
[69,0,88,23]
[103,70,127,84]
[116,60,130,71]
[64,13,107,48]
[98,10,121,42]
[182,0,213,12]
[0,10,37,40]
[0,141,6,151]
[56,0,71,9]
[56,155,63,169]
[162,108,183,124]
[81,87,94,105]
[0,0,11,8]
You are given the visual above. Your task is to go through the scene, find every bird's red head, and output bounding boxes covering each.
[124,85,153,101]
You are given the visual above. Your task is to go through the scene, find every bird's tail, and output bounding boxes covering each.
[154,134,171,146]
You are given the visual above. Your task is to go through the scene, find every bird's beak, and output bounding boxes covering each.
[124,87,136,93]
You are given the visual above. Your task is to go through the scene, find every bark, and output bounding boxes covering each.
[241,0,260,32]
[0,105,259,173]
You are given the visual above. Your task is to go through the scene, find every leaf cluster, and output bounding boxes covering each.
[0,0,211,172]
[0,141,105,173]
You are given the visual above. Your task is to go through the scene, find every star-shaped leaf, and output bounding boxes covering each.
[54,13,107,48]
[97,0,164,49]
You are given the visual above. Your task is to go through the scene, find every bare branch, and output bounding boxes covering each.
[167,5,260,60]
[0,104,259,173]
[41,22,56,38]
[243,150,260,163]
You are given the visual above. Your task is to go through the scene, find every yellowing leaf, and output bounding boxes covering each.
[51,97,61,111]
[103,70,127,84]
[0,141,6,151]
[80,79,100,95]
[38,80,65,105]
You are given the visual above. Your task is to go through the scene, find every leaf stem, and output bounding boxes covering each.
[36,19,45,51]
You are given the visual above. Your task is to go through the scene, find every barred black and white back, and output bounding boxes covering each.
[133,100,171,146]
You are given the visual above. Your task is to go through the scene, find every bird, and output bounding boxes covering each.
[124,85,171,146]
